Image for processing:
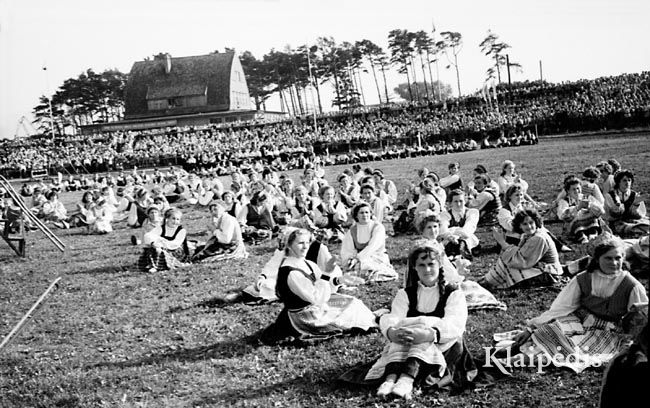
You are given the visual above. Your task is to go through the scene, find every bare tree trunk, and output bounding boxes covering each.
[370,61,382,104]
[355,68,366,105]
[454,54,461,97]
[420,54,430,100]
[381,64,390,104]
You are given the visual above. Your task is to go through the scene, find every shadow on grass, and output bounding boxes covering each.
[87,332,272,370]
[168,292,277,313]
[66,265,133,276]
[190,364,356,406]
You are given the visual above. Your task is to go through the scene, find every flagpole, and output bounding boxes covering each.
[432,19,442,102]
[306,45,318,133]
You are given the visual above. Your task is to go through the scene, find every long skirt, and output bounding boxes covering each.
[338,338,478,393]
[610,217,650,238]
[354,252,398,282]
[494,310,634,374]
[260,293,377,344]
[138,247,189,272]
[480,258,561,289]
[192,237,248,262]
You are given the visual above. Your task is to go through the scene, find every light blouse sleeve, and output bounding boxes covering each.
[527,277,582,327]
[357,223,387,259]
[379,289,409,337]
[340,230,355,263]
[439,174,460,189]
[143,225,162,245]
[214,215,235,244]
[500,234,549,269]
[497,207,514,231]
[286,268,331,306]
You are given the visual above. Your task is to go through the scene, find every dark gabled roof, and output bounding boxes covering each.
[146,82,207,99]
[124,53,235,118]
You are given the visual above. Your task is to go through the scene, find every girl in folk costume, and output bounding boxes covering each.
[89,198,113,234]
[498,184,572,252]
[41,191,69,229]
[68,191,97,228]
[127,188,154,227]
[336,173,360,210]
[604,169,649,238]
[359,184,389,224]
[239,191,276,243]
[466,173,501,227]
[339,246,476,399]
[439,162,463,195]
[131,206,162,245]
[242,227,343,303]
[497,160,537,205]
[495,238,648,373]
[439,189,480,261]
[191,202,248,262]
[289,185,317,230]
[221,190,242,219]
[341,203,398,282]
[259,229,377,344]
[558,175,605,244]
[137,208,190,273]
[373,169,398,207]
[481,209,563,289]
[314,185,348,240]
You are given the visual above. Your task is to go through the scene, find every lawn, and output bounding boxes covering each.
[1,132,648,407]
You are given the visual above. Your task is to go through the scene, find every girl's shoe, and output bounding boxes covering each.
[391,376,413,399]
[376,379,395,397]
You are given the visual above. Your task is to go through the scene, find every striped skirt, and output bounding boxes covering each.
[481,258,561,289]
[137,247,190,272]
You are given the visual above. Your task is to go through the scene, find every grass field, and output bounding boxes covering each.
[1,132,649,408]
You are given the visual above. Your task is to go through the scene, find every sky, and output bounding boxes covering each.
[1,0,649,139]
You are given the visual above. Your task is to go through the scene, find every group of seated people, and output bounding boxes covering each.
[4,71,648,181]
[5,152,647,403]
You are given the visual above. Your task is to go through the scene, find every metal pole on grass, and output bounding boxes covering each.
[0,277,62,353]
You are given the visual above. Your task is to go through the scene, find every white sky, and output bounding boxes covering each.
[1,0,649,139]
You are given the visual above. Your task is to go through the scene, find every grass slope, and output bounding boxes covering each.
[0,133,648,407]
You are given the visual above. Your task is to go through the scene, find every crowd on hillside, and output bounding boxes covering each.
[1,145,648,403]
[1,72,648,180]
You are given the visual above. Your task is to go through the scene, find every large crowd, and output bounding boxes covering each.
[1,145,647,403]
[1,72,648,179]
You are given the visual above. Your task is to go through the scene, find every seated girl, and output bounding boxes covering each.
[481,208,562,289]
[260,229,377,344]
[497,160,537,205]
[341,203,397,283]
[439,189,479,261]
[360,183,389,224]
[239,191,276,243]
[558,175,605,244]
[131,206,162,245]
[499,184,571,252]
[137,208,190,273]
[241,227,343,303]
[68,191,97,229]
[339,246,476,399]
[466,173,501,227]
[127,188,154,228]
[41,191,69,229]
[494,238,648,373]
[288,185,317,230]
[604,169,649,238]
[89,198,113,234]
[314,185,348,242]
[192,202,248,262]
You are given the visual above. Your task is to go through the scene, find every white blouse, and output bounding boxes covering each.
[528,270,648,327]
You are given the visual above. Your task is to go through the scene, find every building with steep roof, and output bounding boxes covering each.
[80,52,285,133]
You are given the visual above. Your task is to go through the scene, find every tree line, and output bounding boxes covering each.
[31,29,519,135]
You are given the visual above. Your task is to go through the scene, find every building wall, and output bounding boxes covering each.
[229,57,254,110]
